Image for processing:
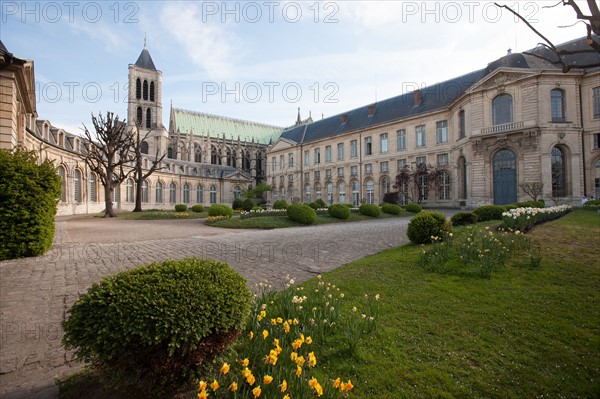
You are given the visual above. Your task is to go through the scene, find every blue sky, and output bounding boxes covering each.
[1,1,589,133]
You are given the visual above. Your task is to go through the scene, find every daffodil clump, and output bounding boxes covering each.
[194,275,380,398]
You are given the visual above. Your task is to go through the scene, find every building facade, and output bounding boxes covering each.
[266,37,600,207]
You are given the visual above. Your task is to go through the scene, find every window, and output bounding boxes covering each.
[352,181,360,206]
[397,129,406,150]
[437,153,449,166]
[288,175,294,183]
[306,184,312,203]
[326,169,332,179]
[416,156,427,165]
[143,80,148,100]
[137,107,142,125]
[338,182,346,203]
[196,185,203,203]
[327,183,334,204]
[325,145,332,162]
[194,144,202,163]
[280,176,285,186]
[304,172,310,181]
[365,163,373,174]
[169,183,177,203]
[314,148,321,164]
[593,87,600,118]
[272,157,276,172]
[551,89,565,122]
[439,172,450,200]
[113,183,119,203]
[551,146,566,197]
[89,173,97,202]
[150,81,155,102]
[288,153,294,168]
[210,185,217,204]
[135,78,141,99]
[458,110,466,139]
[280,155,285,171]
[337,143,344,160]
[233,186,241,200]
[315,184,322,200]
[314,171,321,181]
[156,182,163,203]
[351,165,358,176]
[416,125,426,147]
[141,141,149,154]
[142,180,149,203]
[337,167,344,177]
[492,93,513,125]
[168,147,174,159]
[380,161,389,172]
[74,169,82,203]
[183,184,190,203]
[417,175,428,201]
[364,137,372,155]
[126,178,134,203]
[594,133,600,149]
[350,140,358,158]
[380,177,390,199]
[380,133,388,153]
[397,159,407,170]
[281,187,286,199]
[273,189,278,201]
[436,120,448,143]
[366,180,374,204]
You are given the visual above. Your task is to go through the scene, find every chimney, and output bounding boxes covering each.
[413,90,422,106]
[367,104,376,117]
[507,48,512,55]
[341,114,349,124]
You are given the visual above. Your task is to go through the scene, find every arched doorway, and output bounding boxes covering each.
[493,149,517,205]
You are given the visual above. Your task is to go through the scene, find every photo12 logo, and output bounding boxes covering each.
[1,1,139,24]
[201,81,339,104]
[197,1,339,24]
[400,1,539,24]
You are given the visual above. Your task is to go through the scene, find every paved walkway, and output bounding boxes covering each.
[0,212,447,398]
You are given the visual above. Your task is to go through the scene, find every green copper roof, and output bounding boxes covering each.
[172,108,284,145]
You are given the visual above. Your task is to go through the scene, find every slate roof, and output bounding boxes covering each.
[171,108,284,145]
[135,48,157,71]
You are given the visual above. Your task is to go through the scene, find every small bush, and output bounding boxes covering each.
[381,203,402,215]
[191,204,205,213]
[328,204,351,220]
[451,211,479,226]
[407,211,452,244]
[62,257,253,395]
[473,205,505,221]
[359,204,381,217]
[315,198,327,209]
[208,204,234,218]
[232,198,244,210]
[174,204,187,212]
[287,204,317,225]
[241,198,256,212]
[405,203,422,213]
[272,199,288,210]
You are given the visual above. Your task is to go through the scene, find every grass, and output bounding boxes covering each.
[109,210,208,220]
[59,209,600,398]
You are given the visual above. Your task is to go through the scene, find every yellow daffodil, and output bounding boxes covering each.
[210,380,219,391]
[229,382,238,392]
[271,318,277,325]
[283,321,290,334]
[305,336,313,345]
[273,338,280,347]
[264,375,273,385]
[241,368,251,378]
[220,362,230,375]
[247,374,256,386]
[309,377,319,388]
[290,351,298,362]
[293,318,299,325]
[283,395,290,399]
[295,356,305,367]
[296,365,302,377]
[262,329,269,339]
[252,386,261,398]
[276,317,283,323]
[242,358,249,367]
[198,390,208,399]
[198,381,207,391]
[308,351,317,367]
[315,382,324,396]
[280,379,288,392]
[249,331,254,340]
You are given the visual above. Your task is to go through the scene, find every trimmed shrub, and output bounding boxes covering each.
[174,204,187,212]
[405,203,422,213]
[191,204,205,213]
[382,203,402,215]
[272,199,288,210]
[538,199,545,207]
[308,202,319,210]
[62,257,253,395]
[241,198,256,212]
[583,199,600,207]
[359,204,381,217]
[0,149,61,260]
[473,205,505,221]
[328,204,351,220]
[208,204,234,218]
[451,211,479,226]
[232,198,244,210]
[287,204,317,225]
[407,211,452,244]
[315,198,327,209]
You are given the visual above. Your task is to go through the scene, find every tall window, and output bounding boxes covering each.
[156,182,163,203]
[304,150,310,165]
[437,153,449,166]
[234,186,241,200]
[380,133,388,153]
[135,78,141,99]
[338,182,346,203]
[149,81,155,102]
[327,183,334,204]
[439,172,450,200]
[350,140,358,158]
[306,184,311,203]
[143,80,148,100]
[593,87,600,118]
[364,137,372,155]
[594,133,600,149]
[183,184,190,203]
[351,165,358,176]
[126,178,134,202]
[492,93,513,125]
[416,156,426,165]
[380,177,390,199]
[416,125,426,147]
[337,167,344,177]
[325,145,332,162]
[365,163,373,174]
[397,159,407,170]
[551,146,566,197]
[551,89,565,122]
[315,184,322,200]
[325,169,332,179]
[366,180,374,204]
[280,155,285,171]
[436,120,448,143]
[168,147,174,159]
[380,161,389,172]
[397,129,406,150]
[288,153,294,168]
[352,180,360,206]
[314,170,320,181]
[195,144,202,163]
[272,157,277,172]
[417,175,428,201]
[89,173,97,202]
[142,180,149,203]
[141,141,149,154]
[136,107,142,125]
[74,169,82,203]
[337,143,344,160]
[210,185,217,204]
[196,185,204,204]
[458,110,466,139]
[314,148,321,164]
[169,183,177,203]
[146,108,151,129]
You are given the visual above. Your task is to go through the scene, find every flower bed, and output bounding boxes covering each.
[502,205,571,231]
[240,209,288,219]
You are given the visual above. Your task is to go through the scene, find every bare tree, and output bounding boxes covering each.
[80,112,136,218]
[132,124,166,212]
[520,182,544,202]
[495,1,600,72]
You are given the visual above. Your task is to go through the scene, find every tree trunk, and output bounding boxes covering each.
[104,182,117,218]
[133,164,143,212]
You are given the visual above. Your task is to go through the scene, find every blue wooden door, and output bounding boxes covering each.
[493,149,517,205]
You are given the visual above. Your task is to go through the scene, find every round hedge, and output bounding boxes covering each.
[473,205,504,221]
[407,211,452,244]
[272,199,288,210]
[381,203,402,215]
[174,204,187,212]
[62,257,253,395]
[405,203,422,213]
[208,204,234,217]
[241,198,256,212]
[232,198,244,210]
[450,211,479,226]
[287,203,317,225]
[359,204,381,217]
[328,204,351,220]
[191,204,205,213]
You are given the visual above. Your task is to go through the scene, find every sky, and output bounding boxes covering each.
[1,0,592,134]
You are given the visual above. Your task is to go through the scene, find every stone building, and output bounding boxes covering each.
[266,36,600,207]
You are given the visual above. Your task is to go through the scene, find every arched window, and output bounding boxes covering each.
[243,151,251,171]
[141,141,149,154]
[155,181,163,203]
[150,81,155,102]
[146,108,151,129]
[210,185,217,204]
[135,78,141,99]
[143,80,148,100]
[439,172,450,200]
[194,144,202,163]
[168,147,174,159]
[256,152,263,174]
[126,178,134,202]
[352,180,360,206]
[89,173,97,202]
[211,145,219,165]
[551,89,565,122]
[74,169,82,203]
[327,183,334,204]
[183,183,190,203]
[142,180,149,203]
[380,177,390,200]
[551,146,566,197]
[169,182,177,203]
[338,182,346,204]
[492,93,513,125]
[315,184,322,200]
[305,184,312,203]
[136,107,142,125]
[366,179,375,204]
[196,185,204,204]
[233,186,241,200]
[281,186,286,200]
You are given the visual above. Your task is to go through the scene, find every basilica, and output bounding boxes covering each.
[1,36,599,215]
